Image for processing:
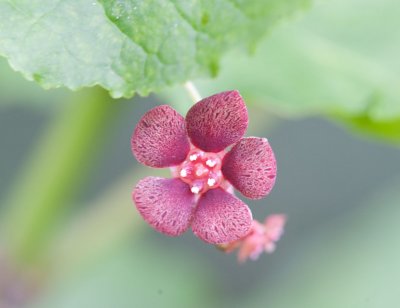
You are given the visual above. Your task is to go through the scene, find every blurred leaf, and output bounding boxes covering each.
[0,0,309,98]
[163,0,400,141]
[337,114,400,144]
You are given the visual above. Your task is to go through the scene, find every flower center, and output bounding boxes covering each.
[177,148,224,194]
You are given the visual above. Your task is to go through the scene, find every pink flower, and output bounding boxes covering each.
[220,214,287,263]
[131,91,277,244]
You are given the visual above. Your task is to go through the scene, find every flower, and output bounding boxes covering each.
[220,214,287,263]
[131,90,277,244]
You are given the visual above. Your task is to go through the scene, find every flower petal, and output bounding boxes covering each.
[133,177,196,236]
[264,214,286,242]
[131,105,190,168]
[186,90,248,152]
[222,137,277,199]
[192,188,252,244]
[238,236,264,263]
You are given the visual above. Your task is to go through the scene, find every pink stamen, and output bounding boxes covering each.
[177,148,224,194]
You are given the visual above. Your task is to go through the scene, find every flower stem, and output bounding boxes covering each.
[184,81,202,103]
[1,87,115,265]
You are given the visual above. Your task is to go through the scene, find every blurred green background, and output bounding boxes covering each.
[1,0,400,307]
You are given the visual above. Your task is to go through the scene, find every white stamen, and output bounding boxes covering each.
[180,169,187,177]
[207,178,216,186]
[189,154,198,161]
[191,186,200,194]
[206,159,216,167]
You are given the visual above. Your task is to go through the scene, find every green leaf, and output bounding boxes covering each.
[0,57,68,106]
[165,0,400,142]
[0,0,309,98]
[338,116,400,144]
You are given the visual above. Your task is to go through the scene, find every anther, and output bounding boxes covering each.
[207,178,216,186]
[191,186,200,194]
[205,159,216,168]
[190,181,203,194]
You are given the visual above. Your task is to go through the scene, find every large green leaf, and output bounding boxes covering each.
[165,0,400,142]
[0,0,309,98]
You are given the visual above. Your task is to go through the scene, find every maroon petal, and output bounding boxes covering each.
[186,90,248,152]
[131,105,190,168]
[133,177,196,236]
[222,137,277,200]
[192,188,252,244]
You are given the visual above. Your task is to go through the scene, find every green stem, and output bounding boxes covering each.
[1,87,115,264]
[184,81,202,103]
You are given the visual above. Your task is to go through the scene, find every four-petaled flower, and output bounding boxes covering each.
[219,214,287,262]
[131,90,277,244]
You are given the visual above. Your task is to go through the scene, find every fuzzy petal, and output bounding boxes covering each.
[222,137,277,199]
[133,177,196,236]
[192,188,252,244]
[186,90,248,152]
[131,105,190,168]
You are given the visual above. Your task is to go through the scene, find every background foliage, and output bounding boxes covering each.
[0,0,309,97]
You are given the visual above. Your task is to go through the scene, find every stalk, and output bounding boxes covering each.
[1,87,115,264]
